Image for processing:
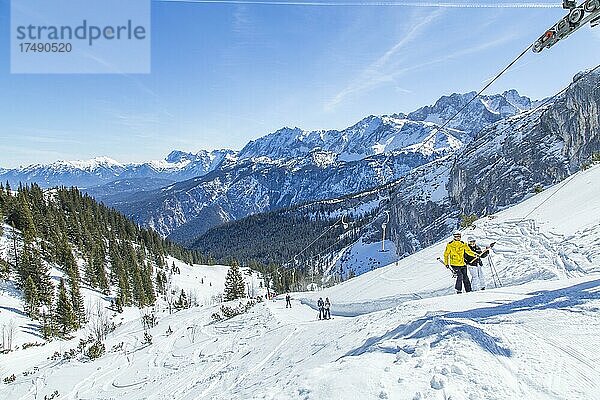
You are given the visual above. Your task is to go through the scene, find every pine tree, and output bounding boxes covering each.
[16,244,33,289]
[40,308,55,340]
[17,244,53,305]
[93,241,109,292]
[141,262,156,305]
[60,240,86,327]
[175,289,188,310]
[110,241,131,306]
[55,278,76,336]
[155,270,167,296]
[0,207,4,238]
[224,263,246,301]
[84,255,98,289]
[23,276,40,319]
[18,190,35,240]
[126,244,148,307]
[67,265,86,328]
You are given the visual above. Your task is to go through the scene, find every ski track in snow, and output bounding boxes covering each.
[2,275,600,399]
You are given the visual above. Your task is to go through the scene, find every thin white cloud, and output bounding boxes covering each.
[233,5,253,34]
[325,9,444,111]
[401,34,521,81]
[327,31,519,111]
[83,53,174,119]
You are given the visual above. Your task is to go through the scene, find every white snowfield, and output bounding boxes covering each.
[1,164,599,400]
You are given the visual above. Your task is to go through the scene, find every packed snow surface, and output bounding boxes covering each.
[2,277,599,400]
[1,165,599,400]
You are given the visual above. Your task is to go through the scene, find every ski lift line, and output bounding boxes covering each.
[304,233,350,263]
[463,62,600,218]
[519,172,578,221]
[301,228,349,264]
[374,41,536,199]
[418,61,600,209]
[431,42,534,140]
[284,216,344,267]
[157,0,562,8]
[298,210,381,271]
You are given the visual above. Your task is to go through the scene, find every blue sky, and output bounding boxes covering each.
[1,0,600,168]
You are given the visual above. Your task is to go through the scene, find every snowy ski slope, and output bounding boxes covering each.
[298,163,600,316]
[0,164,599,400]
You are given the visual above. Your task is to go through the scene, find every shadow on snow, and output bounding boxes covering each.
[342,279,600,359]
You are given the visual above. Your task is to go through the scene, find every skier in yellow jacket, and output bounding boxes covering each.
[444,231,477,293]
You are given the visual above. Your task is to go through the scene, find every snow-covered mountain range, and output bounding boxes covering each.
[1,90,532,189]
[0,89,535,246]
[192,69,600,277]
[0,149,235,189]
[238,90,532,162]
[104,90,533,241]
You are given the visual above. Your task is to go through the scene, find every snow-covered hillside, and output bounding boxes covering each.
[2,276,598,399]
[1,163,599,400]
[0,246,263,350]
[301,162,600,315]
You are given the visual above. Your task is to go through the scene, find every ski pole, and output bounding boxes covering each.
[470,242,496,263]
[488,257,498,288]
[489,255,502,287]
[436,257,456,277]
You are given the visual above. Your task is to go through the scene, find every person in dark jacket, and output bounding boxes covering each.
[464,237,489,291]
[443,231,476,293]
[286,293,292,308]
[317,297,324,320]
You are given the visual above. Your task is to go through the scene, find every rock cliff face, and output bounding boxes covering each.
[389,70,600,256]
[448,70,600,216]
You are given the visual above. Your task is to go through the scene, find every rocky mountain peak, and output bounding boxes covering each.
[165,150,196,164]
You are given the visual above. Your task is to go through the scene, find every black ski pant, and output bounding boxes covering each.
[318,307,324,319]
[324,308,330,319]
[286,299,291,308]
[451,265,472,292]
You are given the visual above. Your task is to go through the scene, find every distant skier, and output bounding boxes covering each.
[465,237,489,291]
[286,293,292,308]
[443,231,476,294]
[324,298,331,320]
[317,297,325,320]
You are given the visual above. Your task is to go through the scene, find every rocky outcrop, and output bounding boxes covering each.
[448,69,600,216]
[388,70,600,256]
